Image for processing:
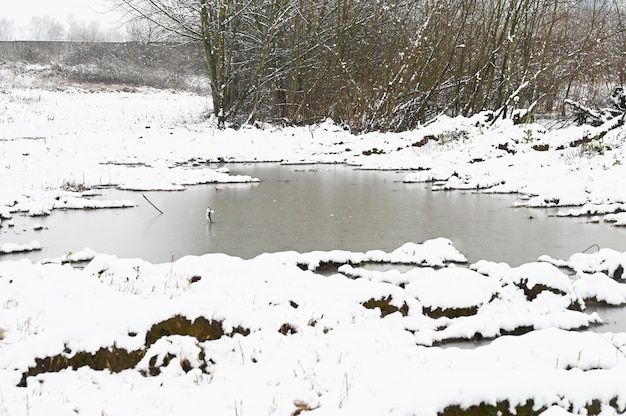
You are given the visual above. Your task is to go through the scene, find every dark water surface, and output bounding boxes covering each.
[3,164,626,266]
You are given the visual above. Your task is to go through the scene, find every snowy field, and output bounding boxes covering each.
[1,62,626,415]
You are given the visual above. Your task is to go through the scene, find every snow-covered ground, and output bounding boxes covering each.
[2,62,626,415]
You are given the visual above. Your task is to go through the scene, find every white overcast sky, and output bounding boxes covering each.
[3,0,124,36]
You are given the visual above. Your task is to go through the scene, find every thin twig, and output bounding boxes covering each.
[581,244,600,254]
[142,193,163,214]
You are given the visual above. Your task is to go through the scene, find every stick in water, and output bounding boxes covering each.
[142,193,163,214]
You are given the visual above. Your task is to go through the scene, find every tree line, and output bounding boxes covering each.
[0,16,122,42]
[117,0,626,132]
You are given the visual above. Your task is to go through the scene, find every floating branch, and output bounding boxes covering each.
[142,193,163,214]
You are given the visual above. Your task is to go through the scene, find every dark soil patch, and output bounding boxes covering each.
[18,315,250,387]
[362,296,409,317]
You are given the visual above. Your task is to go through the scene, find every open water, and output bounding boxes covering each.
[3,163,626,332]
[4,164,625,265]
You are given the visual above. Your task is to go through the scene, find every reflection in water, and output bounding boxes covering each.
[2,164,626,266]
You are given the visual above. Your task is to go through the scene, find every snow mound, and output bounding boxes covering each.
[276,238,467,271]
[0,240,42,254]
[405,267,499,310]
[2,241,626,415]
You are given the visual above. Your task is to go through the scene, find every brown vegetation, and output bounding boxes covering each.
[18,315,250,387]
[114,0,626,131]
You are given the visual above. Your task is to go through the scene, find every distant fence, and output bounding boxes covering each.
[0,41,206,75]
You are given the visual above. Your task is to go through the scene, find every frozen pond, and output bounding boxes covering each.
[3,164,626,265]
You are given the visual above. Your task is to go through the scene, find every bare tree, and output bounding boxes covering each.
[30,16,65,41]
[0,18,14,41]
[112,0,626,131]
[67,16,107,42]
[125,17,172,42]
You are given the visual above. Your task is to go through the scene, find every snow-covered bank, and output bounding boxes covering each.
[1,64,626,227]
[3,63,626,415]
[1,239,626,415]
[0,63,259,225]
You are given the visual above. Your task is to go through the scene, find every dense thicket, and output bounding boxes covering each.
[115,0,626,131]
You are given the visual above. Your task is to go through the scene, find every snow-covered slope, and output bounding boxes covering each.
[2,62,626,416]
